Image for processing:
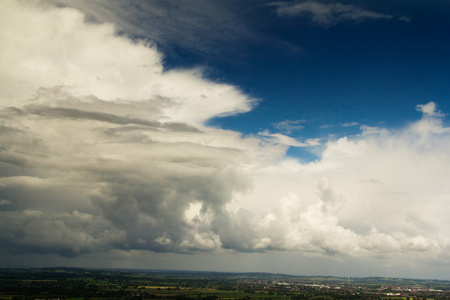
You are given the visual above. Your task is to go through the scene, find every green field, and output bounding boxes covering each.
[0,268,448,300]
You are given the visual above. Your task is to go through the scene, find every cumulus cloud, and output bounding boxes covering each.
[0,0,263,256]
[0,1,255,125]
[230,106,450,261]
[1,0,450,271]
[271,1,393,26]
[416,101,444,118]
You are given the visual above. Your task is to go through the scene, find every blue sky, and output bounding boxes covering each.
[114,0,450,159]
[154,0,450,136]
[1,0,450,280]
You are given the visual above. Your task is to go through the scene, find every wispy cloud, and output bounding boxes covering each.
[342,121,359,127]
[52,0,250,58]
[272,119,306,133]
[320,122,359,129]
[271,1,393,26]
[319,124,333,129]
[360,125,390,136]
[259,130,320,147]
[51,0,302,62]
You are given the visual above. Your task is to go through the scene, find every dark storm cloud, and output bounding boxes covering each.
[0,209,125,257]
[0,1,258,256]
[0,105,253,254]
[10,105,200,133]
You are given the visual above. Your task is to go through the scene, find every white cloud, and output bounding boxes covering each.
[231,105,450,262]
[416,101,444,117]
[0,0,267,256]
[1,0,449,275]
[271,1,393,26]
[0,1,255,126]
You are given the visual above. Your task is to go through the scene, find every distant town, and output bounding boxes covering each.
[0,268,449,300]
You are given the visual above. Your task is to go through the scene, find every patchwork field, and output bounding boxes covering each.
[0,268,448,300]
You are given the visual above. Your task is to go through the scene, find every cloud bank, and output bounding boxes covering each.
[1,1,450,271]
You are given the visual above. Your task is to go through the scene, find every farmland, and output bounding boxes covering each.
[0,268,449,300]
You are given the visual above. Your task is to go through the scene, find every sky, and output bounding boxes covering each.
[1,0,450,280]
